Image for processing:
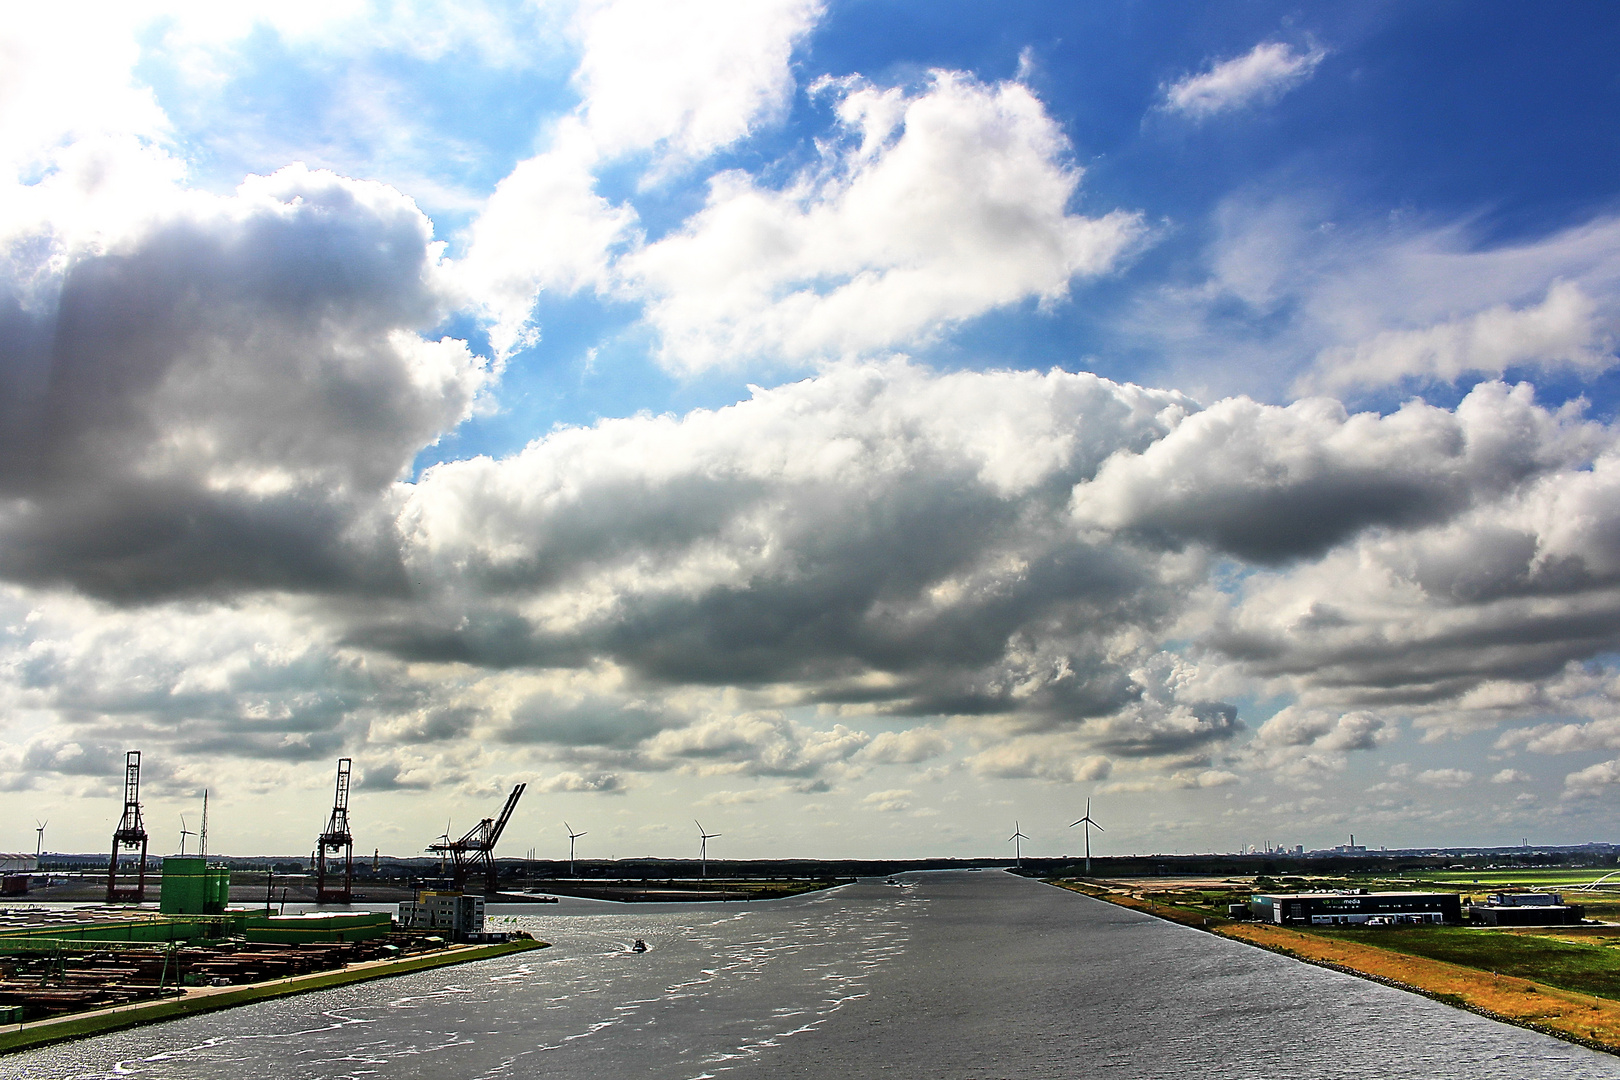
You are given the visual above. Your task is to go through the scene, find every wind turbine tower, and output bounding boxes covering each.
[1069,798,1105,876]
[178,816,195,856]
[695,820,720,879]
[1008,821,1029,867]
[565,822,586,877]
[431,821,450,876]
[34,820,45,861]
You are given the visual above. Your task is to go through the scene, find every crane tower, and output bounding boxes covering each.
[315,757,354,904]
[106,751,149,904]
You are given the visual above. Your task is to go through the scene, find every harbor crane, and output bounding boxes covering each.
[316,758,355,903]
[107,751,149,903]
[430,784,526,895]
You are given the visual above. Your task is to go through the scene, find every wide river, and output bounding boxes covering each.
[11,871,1620,1079]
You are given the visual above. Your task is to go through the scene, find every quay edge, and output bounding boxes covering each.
[0,937,548,1056]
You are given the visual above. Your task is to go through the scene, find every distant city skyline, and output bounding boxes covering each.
[3,2,1620,860]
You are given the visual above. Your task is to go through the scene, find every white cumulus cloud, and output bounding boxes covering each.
[1565,758,1620,796]
[573,0,823,167]
[1415,768,1473,787]
[627,71,1145,372]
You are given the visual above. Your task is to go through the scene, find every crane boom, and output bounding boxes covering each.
[489,783,525,848]
[429,783,526,894]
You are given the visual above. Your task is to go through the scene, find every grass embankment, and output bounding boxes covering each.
[1052,881,1225,930]
[1051,879,1620,1054]
[1221,922,1620,1050]
[0,938,548,1056]
[1317,926,1620,998]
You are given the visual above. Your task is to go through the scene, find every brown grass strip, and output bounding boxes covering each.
[1051,880,1620,1055]
[1217,922,1620,1053]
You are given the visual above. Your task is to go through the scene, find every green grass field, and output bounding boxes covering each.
[1313,926,1620,999]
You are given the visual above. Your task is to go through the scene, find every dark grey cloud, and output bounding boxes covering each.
[1086,702,1243,758]
[358,365,1205,733]
[1071,382,1599,563]
[357,762,432,791]
[0,166,486,602]
[1209,443,1620,714]
[499,697,671,747]
[8,321,1620,796]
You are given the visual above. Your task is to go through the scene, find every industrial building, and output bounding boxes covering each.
[398,891,486,940]
[1468,892,1585,926]
[158,856,231,916]
[1250,890,1462,926]
[0,855,35,897]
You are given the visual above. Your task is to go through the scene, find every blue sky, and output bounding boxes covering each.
[127,2,1620,448]
[3,1,1620,861]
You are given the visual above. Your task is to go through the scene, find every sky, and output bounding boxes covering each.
[4,1,1620,864]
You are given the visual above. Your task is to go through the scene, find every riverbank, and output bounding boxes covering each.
[1220,921,1620,1051]
[0,937,548,1055]
[1051,879,1620,1055]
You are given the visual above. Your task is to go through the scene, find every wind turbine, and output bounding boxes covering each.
[431,820,451,876]
[178,815,196,857]
[565,822,586,877]
[1069,798,1105,876]
[1008,821,1029,867]
[695,820,720,879]
[34,820,45,860]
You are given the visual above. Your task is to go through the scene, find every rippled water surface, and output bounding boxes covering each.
[13,871,1620,1078]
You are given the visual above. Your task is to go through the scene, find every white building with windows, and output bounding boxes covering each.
[398,890,485,940]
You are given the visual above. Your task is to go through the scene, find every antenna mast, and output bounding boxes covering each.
[315,758,355,903]
[199,790,209,857]
[107,750,149,903]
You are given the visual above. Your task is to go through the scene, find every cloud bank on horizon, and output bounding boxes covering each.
[3,1,1620,859]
